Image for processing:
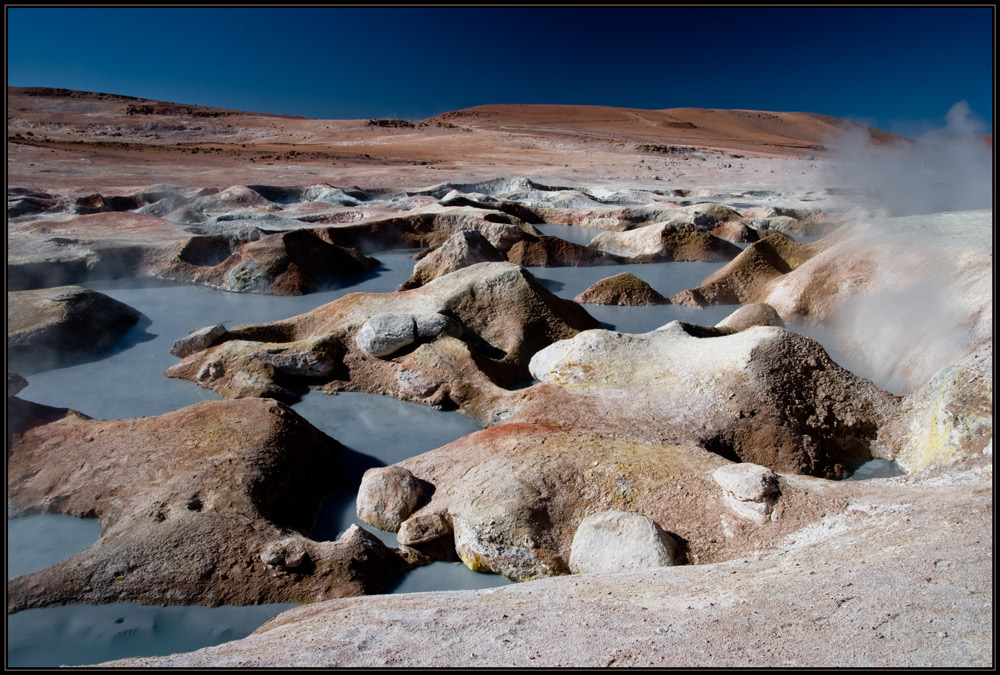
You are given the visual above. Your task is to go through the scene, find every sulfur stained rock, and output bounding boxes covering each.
[874,343,993,474]
[520,322,899,478]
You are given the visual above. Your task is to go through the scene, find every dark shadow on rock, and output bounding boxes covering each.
[309,445,384,541]
[529,277,565,294]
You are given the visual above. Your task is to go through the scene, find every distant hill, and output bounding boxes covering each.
[428,103,907,151]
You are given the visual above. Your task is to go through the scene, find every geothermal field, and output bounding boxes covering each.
[5,87,993,667]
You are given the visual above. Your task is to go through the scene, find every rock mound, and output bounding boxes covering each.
[400,230,505,290]
[590,223,741,261]
[167,262,599,417]
[715,303,785,333]
[159,229,379,295]
[519,322,899,478]
[670,233,820,307]
[6,398,412,611]
[504,234,628,267]
[574,273,668,305]
[7,286,141,367]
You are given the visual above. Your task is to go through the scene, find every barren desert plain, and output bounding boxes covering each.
[5,86,994,667]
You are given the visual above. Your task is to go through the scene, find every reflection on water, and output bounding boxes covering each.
[528,259,724,302]
[528,260,736,332]
[384,561,512,594]
[294,390,482,549]
[6,603,296,667]
[7,514,103,579]
[533,223,601,246]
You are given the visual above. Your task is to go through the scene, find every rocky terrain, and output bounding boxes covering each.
[6,87,993,667]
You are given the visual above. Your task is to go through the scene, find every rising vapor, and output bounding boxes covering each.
[827,101,993,216]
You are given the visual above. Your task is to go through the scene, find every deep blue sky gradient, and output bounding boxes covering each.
[6,7,994,134]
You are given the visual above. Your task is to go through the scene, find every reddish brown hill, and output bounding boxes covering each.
[429,103,906,153]
[7,86,911,190]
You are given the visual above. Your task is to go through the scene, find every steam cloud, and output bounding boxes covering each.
[827,101,993,216]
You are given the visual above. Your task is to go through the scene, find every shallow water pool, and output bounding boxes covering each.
[6,602,297,667]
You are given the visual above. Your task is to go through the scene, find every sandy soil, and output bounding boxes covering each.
[8,87,894,193]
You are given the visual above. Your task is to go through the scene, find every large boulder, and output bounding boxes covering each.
[356,466,428,532]
[568,510,681,573]
[516,322,899,478]
[7,286,141,367]
[6,398,412,612]
[356,313,417,358]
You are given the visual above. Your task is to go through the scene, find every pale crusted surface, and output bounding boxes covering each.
[108,471,993,668]
[764,211,993,394]
[520,322,898,477]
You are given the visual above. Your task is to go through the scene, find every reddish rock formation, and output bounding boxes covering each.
[6,398,412,612]
[166,263,599,418]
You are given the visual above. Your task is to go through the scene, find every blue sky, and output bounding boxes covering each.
[6,7,994,135]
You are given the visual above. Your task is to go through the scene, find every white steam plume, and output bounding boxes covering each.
[826,101,992,216]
